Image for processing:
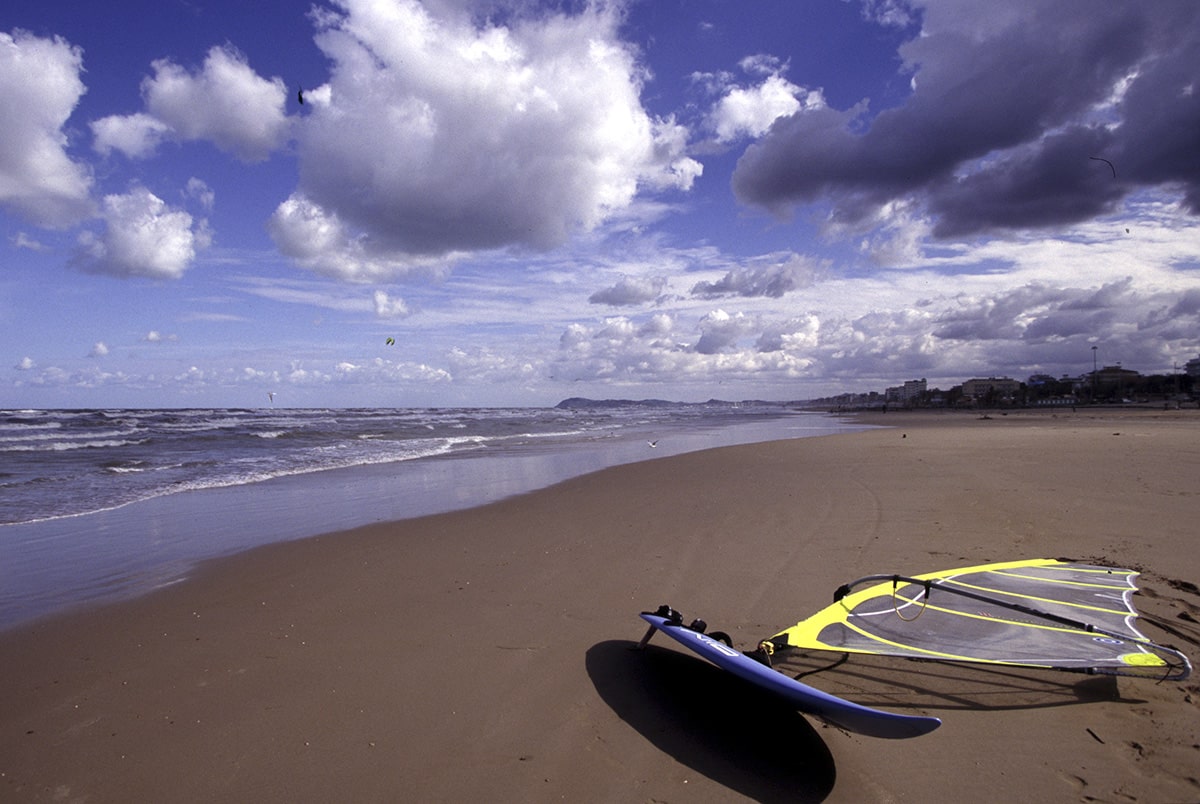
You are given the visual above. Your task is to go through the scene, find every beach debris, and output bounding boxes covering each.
[1089,156,1116,179]
[1086,727,1105,744]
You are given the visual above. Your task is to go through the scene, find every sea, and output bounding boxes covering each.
[0,403,868,630]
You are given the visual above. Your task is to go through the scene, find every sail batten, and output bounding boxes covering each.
[940,578,1132,616]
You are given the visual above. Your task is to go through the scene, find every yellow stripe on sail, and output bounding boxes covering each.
[1000,565,1137,585]
[993,567,1136,591]
[881,599,1126,638]
[839,619,1054,667]
[942,578,1130,617]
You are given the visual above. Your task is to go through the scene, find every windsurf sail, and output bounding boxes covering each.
[765,559,1191,680]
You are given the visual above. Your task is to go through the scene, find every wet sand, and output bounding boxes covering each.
[2,409,1198,801]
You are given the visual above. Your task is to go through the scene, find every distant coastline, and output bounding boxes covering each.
[554,396,805,410]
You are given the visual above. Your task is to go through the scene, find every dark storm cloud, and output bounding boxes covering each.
[1108,33,1200,211]
[927,126,1126,237]
[732,0,1200,237]
[932,279,1139,343]
[1144,288,1200,340]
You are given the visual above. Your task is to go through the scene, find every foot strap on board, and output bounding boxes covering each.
[637,605,762,663]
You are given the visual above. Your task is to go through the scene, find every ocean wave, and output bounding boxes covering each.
[0,438,149,452]
[0,425,137,444]
[0,404,808,527]
[2,434,474,526]
[102,460,150,474]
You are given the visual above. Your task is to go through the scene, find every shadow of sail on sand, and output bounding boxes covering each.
[769,651,1128,714]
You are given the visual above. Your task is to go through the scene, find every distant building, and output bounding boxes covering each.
[1186,356,1200,380]
[886,378,927,405]
[961,377,1020,401]
[1066,365,1141,401]
[1091,365,1140,387]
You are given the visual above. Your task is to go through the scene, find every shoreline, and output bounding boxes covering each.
[0,411,864,632]
[2,411,1198,801]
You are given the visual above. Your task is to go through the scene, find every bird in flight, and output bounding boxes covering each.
[1089,156,1116,178]
[297,86,305,105]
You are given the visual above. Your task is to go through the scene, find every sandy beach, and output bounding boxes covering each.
[2,409,1198,802]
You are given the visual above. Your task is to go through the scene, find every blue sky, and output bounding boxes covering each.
[2,0,1198,408]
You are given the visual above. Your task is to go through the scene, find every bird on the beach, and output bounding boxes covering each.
[1089,156,1116,179]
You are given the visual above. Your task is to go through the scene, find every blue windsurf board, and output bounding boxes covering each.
[638,611,941,739]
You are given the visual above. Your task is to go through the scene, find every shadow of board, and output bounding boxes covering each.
[586,640,837,803]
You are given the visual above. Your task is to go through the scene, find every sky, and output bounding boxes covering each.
[2,0,1198,409]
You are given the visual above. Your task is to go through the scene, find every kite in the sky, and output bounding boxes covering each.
[1089,156,1116,178]
[385,337,395,346]
[297,86,305,105]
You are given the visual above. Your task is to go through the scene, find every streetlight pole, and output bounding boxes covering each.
[1091,346,1098,403]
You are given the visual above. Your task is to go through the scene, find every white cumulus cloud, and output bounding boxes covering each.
[90,113,170,160]
[0,30,94,227]
[92,45,290,162]
[267,193,453,282]
[270,0,700,280]
[12,231,47,250]
[589,275,667,306]
[73,185,210,279]
[185,177,215,211]
[692,252,825,298]
[696,308,754,354]
[699,56,824,144]
[372,289,410,318]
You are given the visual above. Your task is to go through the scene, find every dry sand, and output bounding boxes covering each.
[1,409,1198,802]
